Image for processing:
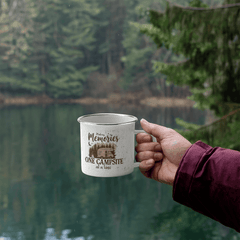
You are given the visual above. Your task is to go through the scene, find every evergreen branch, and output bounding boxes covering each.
[164,59,188,66]
[166,0,240,11]
[194,107,240,132]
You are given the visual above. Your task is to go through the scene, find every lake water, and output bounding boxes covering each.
[0,103,238,240]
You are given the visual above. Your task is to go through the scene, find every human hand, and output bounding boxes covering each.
[135,119,192,186]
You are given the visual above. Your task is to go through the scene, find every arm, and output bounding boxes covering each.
[136,119,240,232]
[173,140,240,232]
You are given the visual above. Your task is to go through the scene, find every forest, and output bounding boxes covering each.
[0,0,229,101]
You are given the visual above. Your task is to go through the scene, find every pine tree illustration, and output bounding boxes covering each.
[89,148,92,157]
[93,144,97,157]
[111,144,116,158]
[113,149,116,159]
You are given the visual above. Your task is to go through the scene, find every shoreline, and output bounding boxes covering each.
[0,94,220,125]
[0,94,196,108]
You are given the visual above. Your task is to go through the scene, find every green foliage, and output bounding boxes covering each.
[176,106,240,151]
[0,0,102,98]
[136,0,240,116]
[44,65,99,99]
[27,0,102,98]
[1,0,235,100]
[189,0,209,7]
[119,0,166,91]
[175,117,201,131]
[120,43,154,89]
[0,0,43,94]
[0,75,44,93]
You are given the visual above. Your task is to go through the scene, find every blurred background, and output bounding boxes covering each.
[1,0,240,239]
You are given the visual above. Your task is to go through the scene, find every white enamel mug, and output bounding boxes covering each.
[77,113,156,177]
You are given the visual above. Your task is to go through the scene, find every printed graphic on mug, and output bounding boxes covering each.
[85,132,123,170]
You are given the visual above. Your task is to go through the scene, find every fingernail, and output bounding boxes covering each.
[140,118,148,123]
[146,159,153,165]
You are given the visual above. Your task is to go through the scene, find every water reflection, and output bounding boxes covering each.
[0,103,232,240]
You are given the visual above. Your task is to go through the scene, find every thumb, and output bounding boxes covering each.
[140,118,170,141]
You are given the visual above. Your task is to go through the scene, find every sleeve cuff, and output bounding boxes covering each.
[172,140,212,206]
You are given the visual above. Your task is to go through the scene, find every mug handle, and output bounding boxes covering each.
[133,130,157,168]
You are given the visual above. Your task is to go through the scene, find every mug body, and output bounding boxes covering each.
[78,113,138,177]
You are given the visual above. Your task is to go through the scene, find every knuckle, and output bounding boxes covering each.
[167,128,176,135]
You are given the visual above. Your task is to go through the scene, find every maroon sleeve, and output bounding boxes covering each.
[173,140,240,232]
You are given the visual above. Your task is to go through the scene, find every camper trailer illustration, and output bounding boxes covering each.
[89,143,116,159]
[97,148,114,158]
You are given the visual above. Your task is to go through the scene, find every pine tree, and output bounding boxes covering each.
[0,0,44,95]
[119,0,165,91]
[135,0,240,116]
[26,0,102,98]
[0,0,103,98]
[119,0,193,97]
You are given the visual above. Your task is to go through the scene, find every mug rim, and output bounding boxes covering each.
[77,113,138,125]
